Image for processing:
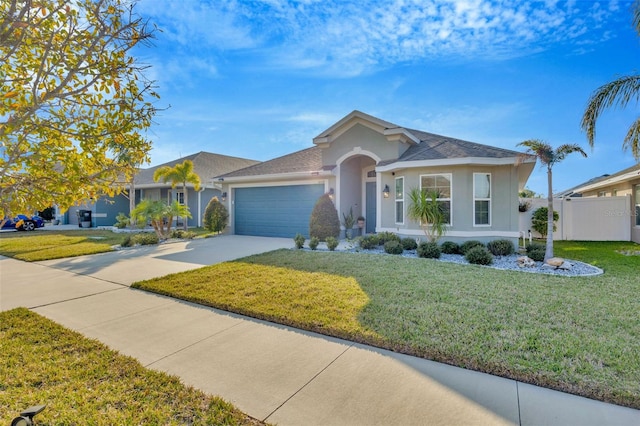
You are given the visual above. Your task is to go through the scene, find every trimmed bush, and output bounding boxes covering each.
[326,236,339,251]
[294,233,305,249]
[384,240,404,255]
[417,241,441,259]
[359,234,380,250]
[309,193,340,241]
[526,242,546,262]
[401,237,418,251]
[170,229,196,239]
[531,207,559,238]
[121,234,133,247]
[114,212,129,229]
[440,241,460,254]
[377,231,400,245]
[465,246,493,265]
[460,240,485,255]
[487,239,515,256]
[132,232,159,246]
[203,196,229,234]
[309,236,319,250]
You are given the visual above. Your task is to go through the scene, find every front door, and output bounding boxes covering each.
[365,182,376,234]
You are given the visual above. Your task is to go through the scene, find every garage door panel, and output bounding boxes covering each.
[235,184,324,238]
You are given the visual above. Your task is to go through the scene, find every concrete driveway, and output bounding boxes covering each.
[35,234,292,286]
[2,234,639,425]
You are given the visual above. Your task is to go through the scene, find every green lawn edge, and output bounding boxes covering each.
[0,308,262,425]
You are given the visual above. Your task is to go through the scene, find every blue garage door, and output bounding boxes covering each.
[235,184,325,238]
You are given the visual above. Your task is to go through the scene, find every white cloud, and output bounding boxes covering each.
[137,0,632,78]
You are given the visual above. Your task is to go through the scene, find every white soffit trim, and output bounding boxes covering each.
[376,157,523,172]
[313,110,401,145]
[219,170,332,184]
[575,168,640,193]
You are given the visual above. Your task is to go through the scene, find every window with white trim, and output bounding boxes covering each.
[420,174,451,224]
[635,185,640,226]
[395,177,404,224]
[175,191,185,205]
[473,173,491,226]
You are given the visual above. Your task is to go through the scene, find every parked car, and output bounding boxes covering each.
[1,214,45,231]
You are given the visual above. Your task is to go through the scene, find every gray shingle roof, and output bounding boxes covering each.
[135,151,259,186]
[217,147,323,179]
[398,129,526,162]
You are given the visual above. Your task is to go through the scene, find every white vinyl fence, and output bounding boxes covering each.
[519,196,632,241]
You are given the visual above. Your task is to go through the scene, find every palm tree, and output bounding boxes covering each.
[407,188,447,242]
[153,160,201,230]
[581,1,640,161]
[517,140,587,261]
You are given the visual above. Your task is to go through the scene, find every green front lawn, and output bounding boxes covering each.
[0,228,214,261]
[0,308,260,425]
[133,240,640,409]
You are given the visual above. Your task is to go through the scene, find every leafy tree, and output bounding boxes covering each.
[407,188,447,243]
[203,196,228,234]
[581,1,640,160]
[0,0,159,226]
[518,139,587,261]
[309,193,340,241]
[153,160,201,231]
[519,187,539,198]
[531,207,559,239]
[130,199,190,239]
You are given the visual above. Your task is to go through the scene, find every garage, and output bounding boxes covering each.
[234,184,325,238]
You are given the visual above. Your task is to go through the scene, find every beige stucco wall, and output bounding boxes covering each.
[320,123,410,166]
[378,164,520,242]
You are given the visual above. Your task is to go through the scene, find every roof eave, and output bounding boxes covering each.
[376,156,530,172]
[218,170,333,183]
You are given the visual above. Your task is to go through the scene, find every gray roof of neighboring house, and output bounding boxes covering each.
[217,146,324,179]
[554,163,640,197]
[135,151,260,186]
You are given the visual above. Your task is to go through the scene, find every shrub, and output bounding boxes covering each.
[309,193,340,241]
[440,241,460,254]
[487,239,515,256]
[121,234,133,247]
[326,236,339,251]
[359,234,380,250]
[170,229,196,239]
[377,231,400,245]
[132,232,159,246]
[401,237,418,251]
[526,242,546,262]
[531,207,559,238]
[417,241,441,259]
[465,246,493,265]
[309,236,319,250]
[294,233,305,249]
[460,240,485,255]
[384,240,404,255]
[114,212,129,229]
[203,197,229,234]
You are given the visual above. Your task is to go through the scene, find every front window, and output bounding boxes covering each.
[395,177,404,224]
[420,174,451,224]
[176,191,185,205]
[474,173,491,226]
[635,185,640,226]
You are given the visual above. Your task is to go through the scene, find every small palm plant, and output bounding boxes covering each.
[407,188,447,243]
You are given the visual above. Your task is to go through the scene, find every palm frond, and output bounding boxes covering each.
[581,75,640,147]
[634,0,640,35]
[623,116,640,160]
[553,144,588,164]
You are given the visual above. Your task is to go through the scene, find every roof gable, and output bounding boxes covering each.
[216,147,324,180]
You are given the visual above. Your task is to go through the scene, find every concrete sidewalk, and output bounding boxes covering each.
[1,237,639,425]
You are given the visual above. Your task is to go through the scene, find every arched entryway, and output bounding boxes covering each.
[336,152,378,235]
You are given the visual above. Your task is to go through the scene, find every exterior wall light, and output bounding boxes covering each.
[328,188,334,200]
[221,192,227,202]
[383,184,390,198]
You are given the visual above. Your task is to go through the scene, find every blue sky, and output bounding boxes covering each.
[134,0,639,196]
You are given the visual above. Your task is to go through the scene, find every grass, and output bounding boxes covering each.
[0,227,215,261]
[0,308,260,425]
[133,240,640,409]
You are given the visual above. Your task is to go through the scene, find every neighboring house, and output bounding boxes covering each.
[64,152,259,227]
[551,163,640,243]
[217,110,537,242]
